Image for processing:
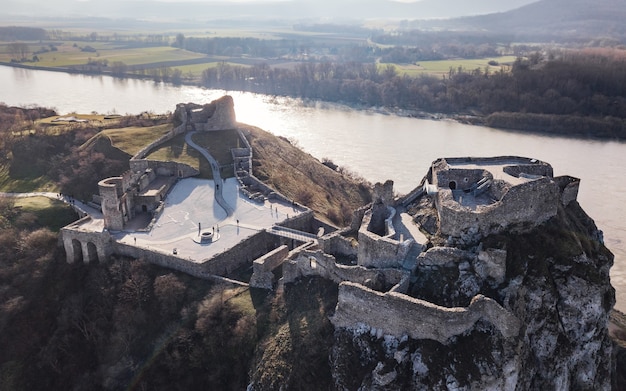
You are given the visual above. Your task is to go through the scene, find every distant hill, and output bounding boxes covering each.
[420,0,626,42]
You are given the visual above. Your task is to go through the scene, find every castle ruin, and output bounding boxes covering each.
[58,96,586,348]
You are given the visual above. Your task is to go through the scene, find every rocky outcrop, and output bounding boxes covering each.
[329,201,615,390]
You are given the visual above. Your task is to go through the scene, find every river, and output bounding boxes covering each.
[2,65,625,311]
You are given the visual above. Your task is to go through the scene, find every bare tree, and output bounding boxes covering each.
[8,42,29,61]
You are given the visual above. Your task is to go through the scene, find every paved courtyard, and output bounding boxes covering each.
[113,177,302,262]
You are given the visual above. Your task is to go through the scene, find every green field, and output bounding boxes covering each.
[384,56,518,77]
[0,42,207,68]
[14,196,78,231]
[0,166,58,193]
[100,124,172,156]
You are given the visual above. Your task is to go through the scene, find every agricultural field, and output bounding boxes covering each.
[0,41,208,68]
[384,56,518,77]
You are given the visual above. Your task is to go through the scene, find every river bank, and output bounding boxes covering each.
[5,61,625,142]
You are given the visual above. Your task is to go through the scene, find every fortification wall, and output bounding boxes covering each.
[437,177,559,238]
[436,168,489,191]
[283,250,409,293]
[113,230,279,278]
[358,210,412,268]
[129,160,198,178]
[319,231,358,258]
[249,245,290,289]
[60,222,112,263]
[555,175,580,206]
[330,282,521,344]
[132,124,183,160]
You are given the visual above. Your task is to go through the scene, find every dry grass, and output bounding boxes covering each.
[242,124,371,226]
[101,124,172,156]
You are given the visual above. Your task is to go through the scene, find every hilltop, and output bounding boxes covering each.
[420,0,626,42]
[1,102,625,390]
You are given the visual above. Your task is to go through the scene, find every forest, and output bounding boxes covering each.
[198,49,626,139]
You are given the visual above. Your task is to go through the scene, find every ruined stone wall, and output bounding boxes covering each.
[202,231,281,276]
[60,222,112,264]
[113,230,279,278]
[132,124,182,160]
[174,96,237,132]
[358,210,412,268]
[436,168,489,191]
[437,177,559,239]
[331,282,521,344]
[278,209,316,233]
[249,245,290,289]
[358,229,410,268]
[283,250,408,291]
[503,163,553,178]
[129,160,198,178]
[555,175,580,206]
[319,231,358,258]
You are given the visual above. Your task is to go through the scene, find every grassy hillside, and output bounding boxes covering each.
[242,124,372,226]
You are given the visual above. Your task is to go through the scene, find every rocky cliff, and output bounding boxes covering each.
[327,199,614,390]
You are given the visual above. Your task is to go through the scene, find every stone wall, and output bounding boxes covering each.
[437,177,559,239]
[416,246,507,285]
[330,281,521,344]
[555,175,580,206]
[249,245,290,289]
[173,96,237,132]
[319,230,358,258]
[129,160,198,179]
[358,210,413,268]
[60,221,112,263]
[283,250,409,293]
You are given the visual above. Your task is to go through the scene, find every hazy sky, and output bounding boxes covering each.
[3,0,538,21]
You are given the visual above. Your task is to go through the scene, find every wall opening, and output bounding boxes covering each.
[142,205,147,212]
[86,242,99,263]
[71,239,83,263]
[449,181,457,190]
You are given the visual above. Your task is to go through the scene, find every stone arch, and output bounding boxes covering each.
[449,180,457,190]
[86,242,99,263]
[71,239,83,263]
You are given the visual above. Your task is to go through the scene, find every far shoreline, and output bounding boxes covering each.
[2,62,625,143]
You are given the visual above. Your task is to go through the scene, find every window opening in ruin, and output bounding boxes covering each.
[449,181,457,190]
[142,205,147,212]
[309,257,317,269]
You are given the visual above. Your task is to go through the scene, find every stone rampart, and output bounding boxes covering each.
[132,123,185,160]
[437,177,559,239]
[60,220,112,263]
[249,245,290,289]
[174,96,237,132]
[555,175,580,206]
[358,210,413,268]
[330,282,521,344]
[283,250,408,292]
[319,230,358,259]
[113,230,280,278]
[129,160,198,178]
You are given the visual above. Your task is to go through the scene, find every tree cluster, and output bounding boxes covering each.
[200,50,626,139]
[0,26,46,41]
